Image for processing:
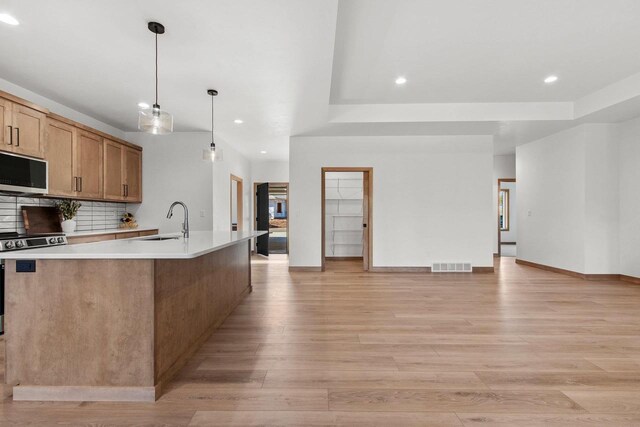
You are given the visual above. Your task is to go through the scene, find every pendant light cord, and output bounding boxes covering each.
[155,32,159,106]
[211,91,218,144]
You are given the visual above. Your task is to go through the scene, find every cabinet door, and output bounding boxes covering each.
[76,130,103,199]
[103,139,125,201]
[124,147,142,202]
[0,98,10,151]
[45,119,77,197]
[12,103,45,158]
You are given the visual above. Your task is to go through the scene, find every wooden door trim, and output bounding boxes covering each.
[497,178,516,257]
[321,167,373,272]
[230,174,244,231]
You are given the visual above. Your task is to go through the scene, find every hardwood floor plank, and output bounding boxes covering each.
[328,389,586,413]
[263,370,487,389]
[458,413,640,426]
[395,355,603,372]
[584,357,640,372]
[159,387,329,411]
[562,391,640,413]
[189,411,462,426]
[168,369,267,388]
[256,342,438,356]
[198,354,399,371]
[475,371,640,390]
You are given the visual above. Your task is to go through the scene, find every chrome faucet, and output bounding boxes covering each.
[166,201,189,239]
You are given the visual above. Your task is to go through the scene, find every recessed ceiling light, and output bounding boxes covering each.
[395,76,407,85]
[137,102,150,109]
[234,119,243,124]
[260,150,267,154]
[0,13,19,26]
[544,75,558,84]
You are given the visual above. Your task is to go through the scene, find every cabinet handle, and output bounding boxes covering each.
[7,126,12,145]
[123,184,126,197]
[78,177,82,192]
[125,184,129,197]
[15,127,19,147]
[74,177,78,192]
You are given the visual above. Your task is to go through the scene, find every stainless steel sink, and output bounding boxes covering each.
[140,236,180,241]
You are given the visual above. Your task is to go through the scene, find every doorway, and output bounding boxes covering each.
[254,182,289,255]
[230,174,243,231]
[321,167,372,271]
[497,178,516,257]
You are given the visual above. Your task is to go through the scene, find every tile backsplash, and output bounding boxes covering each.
[0,195,129,234]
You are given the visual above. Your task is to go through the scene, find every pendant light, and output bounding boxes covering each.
[138,22,173,134]
[207,89,218,162]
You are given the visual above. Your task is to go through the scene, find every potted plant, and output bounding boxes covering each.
[56,200,82,233]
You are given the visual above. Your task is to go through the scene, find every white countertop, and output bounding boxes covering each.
[1,230,267,260]
[64,226,159,237]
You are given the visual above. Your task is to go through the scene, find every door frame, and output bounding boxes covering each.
[230,174,243,231]
[321,167,373,272]
[253,182,289,254]
[497,178,515,257]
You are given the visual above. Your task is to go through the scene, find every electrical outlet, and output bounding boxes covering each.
[200,210,205,217]
[528,210,532,217]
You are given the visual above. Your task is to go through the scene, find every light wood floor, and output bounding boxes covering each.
[2,256,640,426]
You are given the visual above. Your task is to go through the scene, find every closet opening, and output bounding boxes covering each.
[321,167,372,271]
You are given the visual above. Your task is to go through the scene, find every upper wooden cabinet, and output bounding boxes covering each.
[103,140,142,202]
[124,147,142,202]
[45,118,77,197]
[1,97,45,159]
[103,139,125,200]
[76,130,104,199]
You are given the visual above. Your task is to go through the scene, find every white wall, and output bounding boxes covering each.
[584,125,619,274]
[251,160,289,184]
[0,77,124,138]
[124,132,214,233]
[212,141,252,232]
[289,135,494,268]
[618,117,640,278]
[125,132,252,234]
[493,154,516,252]
[517,124,621,275]
[517,126,587,272]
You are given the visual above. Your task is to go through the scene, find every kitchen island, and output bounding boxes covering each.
[2,230,265,402]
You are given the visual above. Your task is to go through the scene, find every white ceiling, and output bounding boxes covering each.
[330,0,640,104]
[1,0,640,160]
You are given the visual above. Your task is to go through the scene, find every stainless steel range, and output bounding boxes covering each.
[0,232,67,252]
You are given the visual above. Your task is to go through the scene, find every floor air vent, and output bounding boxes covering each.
[432,262,472,273]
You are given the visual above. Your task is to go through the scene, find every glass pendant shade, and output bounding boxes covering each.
[138,105,173,134]
[209,142,216,162]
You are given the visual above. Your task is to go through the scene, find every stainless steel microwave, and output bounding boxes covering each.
[0,151,48,195]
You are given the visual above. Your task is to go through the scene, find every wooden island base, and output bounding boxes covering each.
[4,240,251,402]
